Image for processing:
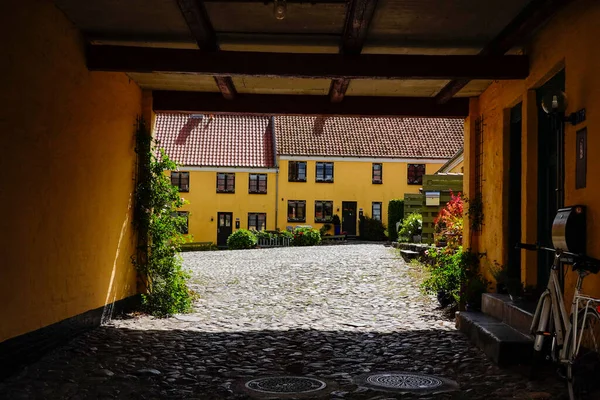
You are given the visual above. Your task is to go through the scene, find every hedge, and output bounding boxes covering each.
[387,199,405,241]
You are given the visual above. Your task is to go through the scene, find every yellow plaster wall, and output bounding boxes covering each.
[448,160,464,174]
[276,160,444,231]
[0,0,141,341]
[466,0,600,298]
[178,171,278,242]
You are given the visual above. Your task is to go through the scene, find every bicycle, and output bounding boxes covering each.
[516,243,600,400]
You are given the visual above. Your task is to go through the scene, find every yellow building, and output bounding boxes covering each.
[463,0,600,300]
[155,114,463,244]
[154,114,278,247]
[436,148,464,174]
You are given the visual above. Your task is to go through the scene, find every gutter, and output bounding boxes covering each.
[271,116,279,230]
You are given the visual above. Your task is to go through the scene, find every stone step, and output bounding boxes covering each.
[481,293,536,337]
[456,311,533,367]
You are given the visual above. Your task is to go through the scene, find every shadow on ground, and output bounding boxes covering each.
[0,324,565,400]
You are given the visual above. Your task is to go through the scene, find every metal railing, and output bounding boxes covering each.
[258,236,292,248]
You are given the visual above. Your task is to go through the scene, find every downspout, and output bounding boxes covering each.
[271,116,279,230]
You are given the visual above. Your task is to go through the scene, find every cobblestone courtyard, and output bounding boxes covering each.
[0,245,564,399]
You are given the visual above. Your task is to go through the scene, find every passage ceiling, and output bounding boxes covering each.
[53,0,558,116]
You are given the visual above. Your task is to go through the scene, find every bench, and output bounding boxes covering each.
[322,234,346,241]
[400,249,419,261]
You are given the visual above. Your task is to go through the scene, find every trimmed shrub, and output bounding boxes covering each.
[359,216,387,241]
[227,229,257,249]
[398,212,422,242]
[292,227,321,246]
[180,242,218,252]
[387,199,405,241]
[319,223,332,236]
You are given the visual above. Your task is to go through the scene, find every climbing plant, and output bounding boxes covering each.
[132,117,193,317]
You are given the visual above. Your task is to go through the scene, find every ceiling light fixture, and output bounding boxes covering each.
[273,0,287,20]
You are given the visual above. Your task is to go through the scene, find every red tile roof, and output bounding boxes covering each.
[154,113,275,168]
[275,116,463,159]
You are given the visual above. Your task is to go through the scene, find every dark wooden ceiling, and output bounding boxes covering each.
[53,0,571,116]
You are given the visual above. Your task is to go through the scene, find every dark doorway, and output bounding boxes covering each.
[507,103,522,281]
[217,212,233,247]
[536,69,565,287]
[342,202,357,236]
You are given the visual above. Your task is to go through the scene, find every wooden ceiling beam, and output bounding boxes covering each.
[176,0,237,99]
[329,0,379,103]
[152,91,469,118]
[436,0,574,103]
[86,45,529,80]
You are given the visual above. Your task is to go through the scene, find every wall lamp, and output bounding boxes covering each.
[541,91,586,126]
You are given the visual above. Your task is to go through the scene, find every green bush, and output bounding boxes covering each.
[179,242,218,252]
[387,199,405,241]
[292,227,321,246]
[132,117,193,317]
[398,212,422,242]
[319,223,332,236]
[421,247,485,306]
[227,229,257,249]
[253,230,273,241]
[279,230,294,240]
[359,216,387,241]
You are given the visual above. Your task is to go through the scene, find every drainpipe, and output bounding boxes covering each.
[271,116,279,230]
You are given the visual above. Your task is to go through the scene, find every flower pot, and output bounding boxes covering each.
[412,234,422,243]
[334,225,341,235]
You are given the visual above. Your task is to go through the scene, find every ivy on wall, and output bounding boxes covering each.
[132,117,193,316]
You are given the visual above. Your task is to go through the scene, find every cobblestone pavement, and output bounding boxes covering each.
[1,245,566,399]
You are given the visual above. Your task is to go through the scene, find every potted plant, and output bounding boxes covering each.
[489,261,523,301]
[332,214,341,235]
[465,274,490,311]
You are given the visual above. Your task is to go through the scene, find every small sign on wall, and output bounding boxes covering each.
[576,128,587,189]
[425,191,441,206]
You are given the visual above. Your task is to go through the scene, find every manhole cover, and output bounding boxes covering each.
[356,372,459,394]
[245,376,327,394]
[366,373,443,389]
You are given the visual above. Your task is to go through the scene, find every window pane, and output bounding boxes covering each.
[316,163,324,179]
[324,201,333,220]
[288,202,295,220]
[298,202,305,219]
[258,214,266,230]
[325,163,333,180]
[180,172,189,191]
[298,163,306,180]
[248,214,256,230]
[258,176,267,192]
[315,201,323,220]
[227,174,235,190]
[171,172,179,186]
[289,162,296,181]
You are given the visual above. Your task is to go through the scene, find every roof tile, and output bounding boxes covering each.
[154,114,275,168]
[275,116,463,159]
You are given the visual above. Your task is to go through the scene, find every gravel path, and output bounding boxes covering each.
[0,244,564,399]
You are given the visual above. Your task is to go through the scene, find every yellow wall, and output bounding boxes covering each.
[465,0,600,299]
[277,159,444,232]
[448,160,464,174]
[0,0,141,341]
[178,170,278,242]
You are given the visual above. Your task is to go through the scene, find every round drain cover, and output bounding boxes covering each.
[356,371,459,394]
[367,373,443,389]
[245,376,326,394]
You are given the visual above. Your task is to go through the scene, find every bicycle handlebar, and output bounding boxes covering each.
[515,242,600,273]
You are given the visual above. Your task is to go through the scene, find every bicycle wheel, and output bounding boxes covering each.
[567,308,600,400]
